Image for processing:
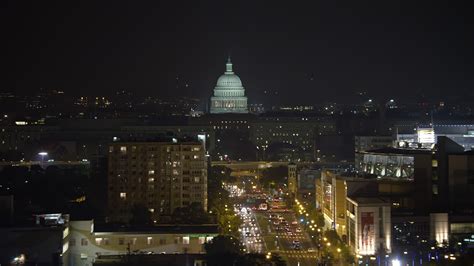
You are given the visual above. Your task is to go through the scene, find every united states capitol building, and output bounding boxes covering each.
[209,57,248,114]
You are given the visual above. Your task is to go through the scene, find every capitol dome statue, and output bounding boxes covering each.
[210,57,248,114]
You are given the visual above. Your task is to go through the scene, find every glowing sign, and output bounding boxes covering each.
[417,128,435,144]
[359,212,375,255]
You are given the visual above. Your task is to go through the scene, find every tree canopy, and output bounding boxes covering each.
[260,166,288,189]
[171,202,211,224]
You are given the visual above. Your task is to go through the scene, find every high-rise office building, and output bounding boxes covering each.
[107,140,207,223]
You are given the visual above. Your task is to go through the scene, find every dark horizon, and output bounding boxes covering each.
[2,1,474,105]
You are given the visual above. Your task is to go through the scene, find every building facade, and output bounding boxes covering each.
[287,163,297,196]
[107,141,207,222]
[346,197,391,255]
[250,115,336,161]
[68,220,218,266]
[209,57,248,114]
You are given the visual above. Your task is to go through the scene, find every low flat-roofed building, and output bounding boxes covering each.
[68,220,218,266]
[94,253,207,266]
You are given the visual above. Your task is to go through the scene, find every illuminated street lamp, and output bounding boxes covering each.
[391,259,401,266]
[38,152,48,164]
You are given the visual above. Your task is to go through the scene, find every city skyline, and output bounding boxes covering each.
[2,1,474,265]
[2,1,474,104]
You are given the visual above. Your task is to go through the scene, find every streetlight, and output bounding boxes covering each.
[391,259,401,266]
[38,152,48,165]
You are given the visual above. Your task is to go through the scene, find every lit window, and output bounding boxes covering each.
[120,192,126,199]
[147,237,153,245]
[120,146,127,153]
[194,177,200,183]
[109,146,114,152]
[149,208,155,213]
[206,236,214,243]
[182,236,190,244]
[199,237,205,244]
[193,155,199,159]
[95,238,103,245]
[148,178,154,182]
[63,241,69,253]
[148,170,155,175]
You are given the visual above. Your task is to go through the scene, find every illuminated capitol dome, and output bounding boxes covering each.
[209,57,248,114]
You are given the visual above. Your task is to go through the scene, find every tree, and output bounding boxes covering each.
[129,204,152,225]
[209,166,235,183]
[205,235,243,266]
[171,202,211,224]
[269,253,287,266]
[341,245,355,264]
[260,166,288,189]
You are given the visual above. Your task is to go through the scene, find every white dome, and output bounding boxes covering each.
[216,74,243,88]
[210,56,248,114]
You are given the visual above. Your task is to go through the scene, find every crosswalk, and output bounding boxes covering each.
[271,250,318,259]
[275,233,306,240]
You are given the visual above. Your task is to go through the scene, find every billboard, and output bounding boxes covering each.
[417,127,435,144]
[360,212,375,255]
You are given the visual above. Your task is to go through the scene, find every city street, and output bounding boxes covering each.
[231,181,321,266]
[255,209,319,266]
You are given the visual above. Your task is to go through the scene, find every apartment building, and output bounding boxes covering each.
[107,140,207,223]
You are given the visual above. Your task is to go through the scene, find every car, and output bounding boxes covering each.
[293,244,301,250]
[295,228,302,233]
[307,248,316,252]
[291,221,298,225]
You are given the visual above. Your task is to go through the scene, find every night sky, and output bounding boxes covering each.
[2,1,474,104]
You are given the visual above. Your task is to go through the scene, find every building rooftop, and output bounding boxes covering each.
[362,147,431,155]
[347,197,390,206]
[94,223,219,234]
[111,137,203,144]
